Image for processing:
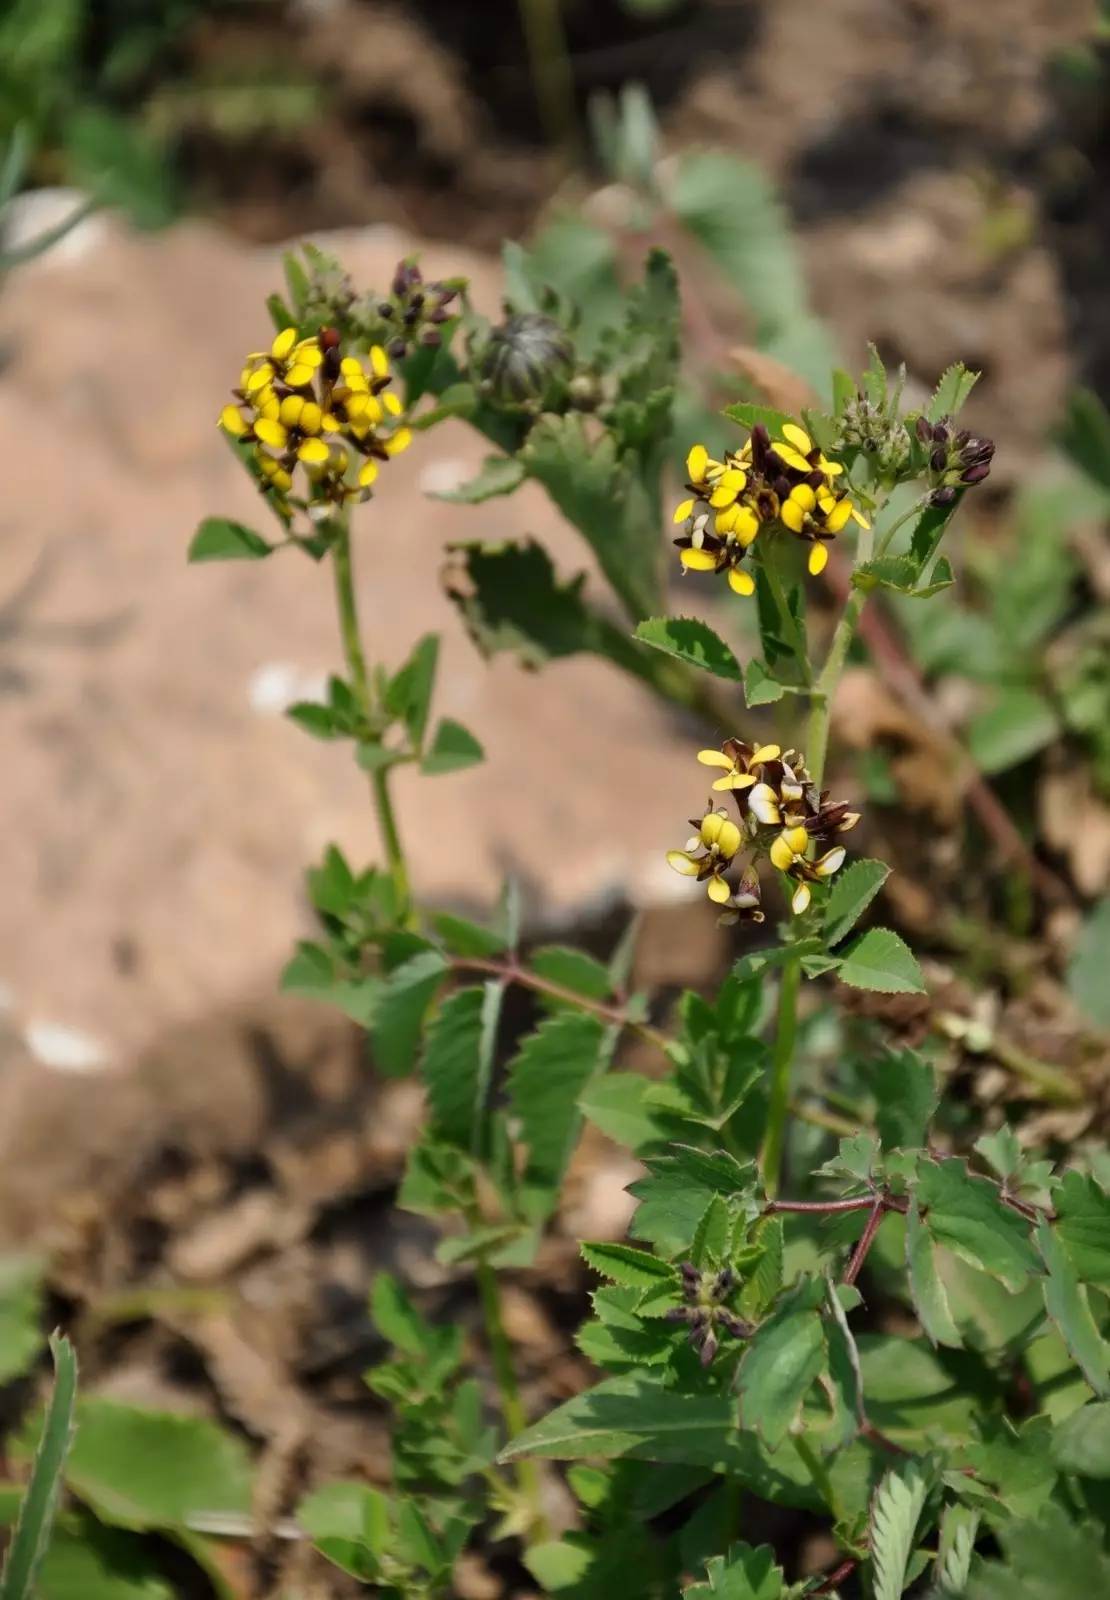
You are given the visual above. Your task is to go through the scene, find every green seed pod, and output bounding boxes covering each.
[479,312,574,405]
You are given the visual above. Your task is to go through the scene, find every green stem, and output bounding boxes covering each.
[475,1252,547,1538]
[759,547,813,686]
[794,1432,839,1518]
[805,517,876,790]
[330,514,412,919]
[760,955,801,1196]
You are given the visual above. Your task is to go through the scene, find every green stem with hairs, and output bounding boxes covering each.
[473,1237,547,1538]
[330,512,412,920]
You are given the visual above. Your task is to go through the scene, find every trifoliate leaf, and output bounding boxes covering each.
[508,1012,608,1221]
[187,517,272,562]
[906,1199,961,1348]
[634,617,742,681]
[737,1278,827,1451]
[421,718,484,775]
[837,928,926,994]
[684,1542,784,1600]
[431,453,526,503]
[419,984,502,1154]
[371,949,448,1077]
[823,859,891,948]
[916,1159,1039,1291]
[1037,1218,1110,1396]
[869,1459,930,1600]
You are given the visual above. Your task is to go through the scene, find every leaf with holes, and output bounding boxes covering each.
[634,617,742,681]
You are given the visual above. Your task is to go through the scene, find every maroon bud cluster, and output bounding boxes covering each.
[916,414,995,506]
[665,1262,754,1367]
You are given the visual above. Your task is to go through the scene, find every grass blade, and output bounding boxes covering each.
[0,1334,78,1600]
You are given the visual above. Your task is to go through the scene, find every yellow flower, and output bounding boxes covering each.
[697,739,781,792]
[667,807,743,904]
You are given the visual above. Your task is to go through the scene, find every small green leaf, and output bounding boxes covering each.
[429,912,507,959]
[967,687,1061,774]
[870,1459,930,1600]
[298,1480,389,1582]
[432,454,526,503]
[371,950,448,1077]
[737,1278,827,1450]
[385,634,439,748]
[530,946,611,1002]
[743,659,786,707]
[837,928,925,994]
[580,1242,677,1291]
[1,1335,77,1600]
[823,859,891,948]
[187,517,272,562]
[1068,896,1110,1031]
[420,985,502,1154]
[421,718,485,775]
[634,617,742,681]
[578,1073,662,1153]
[629,1148,759,1255]
[1037,1218,1110,1396]
[927,363,979,421]
[1053,1170,1110,1284]
[917,1159,1039,1291]
[508,1013,609,1221]
[1052,1401,1110,1478]
[906,1198,961,1348]
[685,1542,784,1600]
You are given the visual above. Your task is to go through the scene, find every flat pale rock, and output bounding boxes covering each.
[0,217,703,1070]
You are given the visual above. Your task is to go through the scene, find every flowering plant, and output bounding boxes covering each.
[177,242,1110,1600]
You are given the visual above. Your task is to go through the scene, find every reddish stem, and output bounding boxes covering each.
[764,1196,877,1216]
[843,1198,885,1287]
[810,1557,859,1596]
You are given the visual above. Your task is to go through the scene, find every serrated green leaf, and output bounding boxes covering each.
[0,1256,44,1385]
[1,1335,77,1600]
[530,946,612,1002]
[967,687,1060,775]
[1053,1170,1110,1284]
[742,658,786,706]
[371,950,448,1077]
[824,1277,865,1448]
[927,363,979,421]
[634,617,742,681]
[1052,1400,1110,1477]
[966,1504,1110,1600]
[917,1159,1039,1291]
[385,634,439,748]
[837,927,925,994]
[691,1194,731,1266]
[934,1504,979,1598]
[629,1148,759,1255]
[906,1198,961,1348]
[50,1400,251,1531]
[1068,897,1110,1032]
[578,1073,662,1153]
[870,1459,930,1600]
[737,1277,827,1451]
[685,1542,784,1600]
[421,718,485,775]
[432,453,526,503]
[740,1218,783,1321]
[1037,1218,1110,1395]
[429,911,507,959]
[870,1049,936,1152]
[508,1012,608,1220]
[908,500,959,573]
[420,985,502,1153]
[187,517,272,562]
[580,1242,677,1291]
[823,859,891,948]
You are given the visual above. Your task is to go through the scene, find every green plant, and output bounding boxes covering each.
[165,238,1110,1598]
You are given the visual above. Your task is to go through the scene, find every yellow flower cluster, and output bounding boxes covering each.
[219,326,413,514]
[667,739,860,920]
[672,421,869,595]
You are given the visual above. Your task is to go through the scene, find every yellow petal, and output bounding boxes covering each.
[790,483,817,513]
[697,749,735,769]
[673,497,695,524]
[358,460,379,488]
[297,437,330,464]
[680,547,717,572]
[815,846,846,877]
[370,345,390,378]
[706,875,732,904]
[322,413,341,432]
[824,499,852,533]
[709,483,738,509]
[770,835,797,872]
[667,849,701,877]
[686,443,709,483]
[278,394,305,427]
[716,819,742,857]
[791,882,812,915]
[808,542,830,575]
[751,744,781,763]
[734,507,760,547]
[383,391,404,416]
[723,772,757,790]
[254,417,289,448]
[293,339,322,367]
[284,362,315,388]
[786,825,810,854]
[299,400,324,434]
[781,500,806,533]
[748,783,780,825]
[727,567,755,597]
[715,506,740,535]
[271,327,298,361]
[775,446,813,474]
[245,363,274,393]
[219,404,248,436]
[781,422,813,455]
[384,427,413,456]
[820,455,845,477]
[851,504,871,529]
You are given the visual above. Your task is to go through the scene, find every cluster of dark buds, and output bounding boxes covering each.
[377,260,459,359]
[916,414,995,505]
[669,739,860,919]
[666,1263,754,1367]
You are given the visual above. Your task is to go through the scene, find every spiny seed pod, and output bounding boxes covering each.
[479,312,575,405]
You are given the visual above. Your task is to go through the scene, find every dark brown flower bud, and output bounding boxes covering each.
[960,461,991,483]
[930,448,947,472]
[931,485,958,506]
[932,421,949,444]
[699,1331,719,1367]
[915,415,933,443]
